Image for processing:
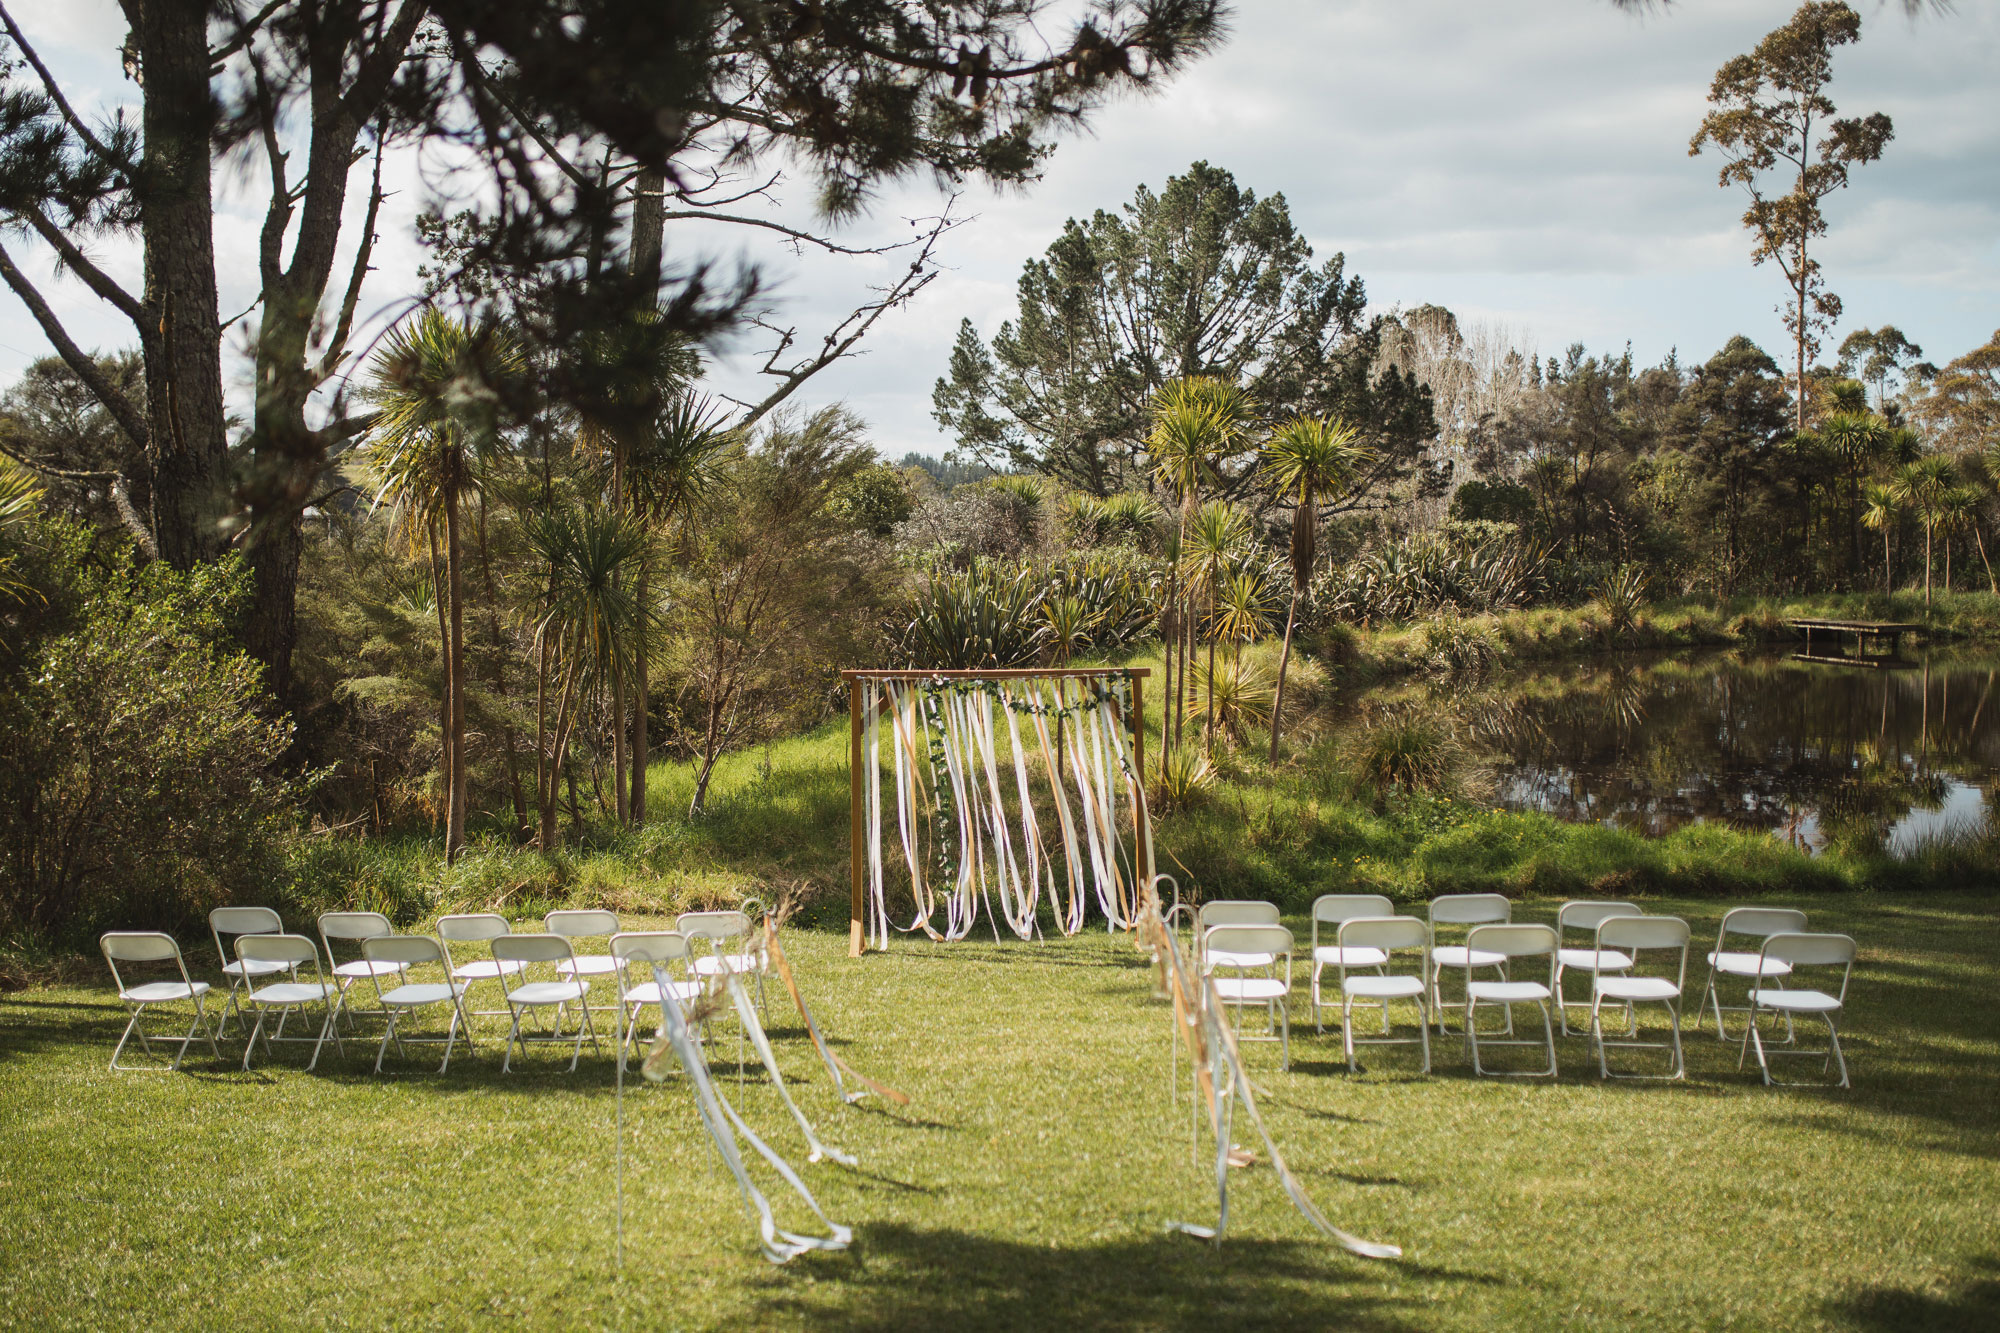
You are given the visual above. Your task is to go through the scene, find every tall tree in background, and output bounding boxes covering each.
[1260,415,1362,762]
[1837,326,1924,409]
[935,162,1436,503]
[1690,1,1893,433]
[362,312,520,861]
[1911,330,2000,454]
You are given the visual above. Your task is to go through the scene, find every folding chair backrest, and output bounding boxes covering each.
[1204,923,1292,963]
[676,910,752,943]
[1198,900,1280,930]
[1339,916,1427,955]
[1558,900,1642,938]
[319,911,392,943]
[1598,914,1689,952]
[611,931,693,967]
[438,913,510,944]
[237,933,323,969]
[1313,894,1393,925]
[1763,931,1856,970]
[1719,907,1807,944]
[211,906,282,965]
[362,935,447,968]
[490,934,574,966]
[547,909,619,941]
[1429,894,1511,927]
[1466,923,1557,959]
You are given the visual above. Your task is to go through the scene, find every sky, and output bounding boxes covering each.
[5,1,1997,458]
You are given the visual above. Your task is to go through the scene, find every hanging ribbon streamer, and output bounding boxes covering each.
[1135,879,1401,1260]
[765,924,909,1107]
[639,969,853,1265]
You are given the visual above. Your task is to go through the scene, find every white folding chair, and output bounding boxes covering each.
[318,911,406,1033]
[1428,894,1513,1036]
[1740,933,1857,1089]
[1333,917,1431,1074]
[609,931,703,1073]
[1462,923,1558,1079]
[99,932,220,1072]
[491,935,600,1073]
[236,934,343,1072]
[437,912,526,1021]
[208,906,291,1037]
[1695,907,1808,1042]
[1196,900,1281,974]
[1308,893,1393,1032]
[547,909,621,1028]
[1202,923,1293,1070]
[1588,915,1690,1080]
[677,911,766,1012]
[362,936,476,1074]
[1553,900,1640,1036]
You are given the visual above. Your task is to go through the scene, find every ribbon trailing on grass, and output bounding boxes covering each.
[1135,878,1401,1260]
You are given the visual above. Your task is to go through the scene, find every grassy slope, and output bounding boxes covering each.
[3,896,1998,1331]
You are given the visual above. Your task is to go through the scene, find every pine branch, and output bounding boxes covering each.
[0,238,149,451]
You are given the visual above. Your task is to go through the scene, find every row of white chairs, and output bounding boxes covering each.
[99,907,765,1075]
[1190,895,1857,1087]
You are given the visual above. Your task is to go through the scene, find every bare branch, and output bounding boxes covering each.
[0,238,149,451]
[732,199,962,430]
[661,208,930,258]
[317,134,388,381]
[0,436,119,481]
[15,203,147,326]
[208,0,289,70]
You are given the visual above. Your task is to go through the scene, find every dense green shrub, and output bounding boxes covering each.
[0,532,311,939]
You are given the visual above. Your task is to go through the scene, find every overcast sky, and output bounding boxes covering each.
[7,1,1997,457]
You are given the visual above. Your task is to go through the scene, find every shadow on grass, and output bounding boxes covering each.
[750,1222,1451,1332]
[1832,1255,2000,1332]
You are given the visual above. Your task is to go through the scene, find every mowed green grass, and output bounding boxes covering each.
[3,896,1998,1332]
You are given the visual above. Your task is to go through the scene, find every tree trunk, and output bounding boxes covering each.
[425,527,452,839]
[1976,524,1997,596]
[136,0,229,572]
[1883,529,1892,595]
[1925,526,1934,608]
[611,658,630,824]
[445,495,467,860]
[1269,590,1299,763]
[631,560,651,823]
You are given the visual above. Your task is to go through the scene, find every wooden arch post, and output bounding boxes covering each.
[843,667,1151,957]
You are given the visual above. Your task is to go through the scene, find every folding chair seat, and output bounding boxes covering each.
[1428,894,1513,1036]
[362,935,476,1074]
[677,911,766,1011]
[1331,917,1431,1074]
[1740,933,1857,1089]
[1552,900,1640,1035]
[99,932,221,1072]
[609,931,703,1072]
[1587,915,1690,1080]
[491,935,600,1073]
[1695,907,1808,1041]
[1202,923,1293,1070]
[209,906,292,1037]
[318,911,406,1032]
[437,913,527,1020]
[1196,900,1282,973]
[1308,893,1393,1032]
[236,934,343,1072]
[1462,923,1558,1078]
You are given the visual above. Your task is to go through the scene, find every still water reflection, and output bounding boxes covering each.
[1462,650,2000,853]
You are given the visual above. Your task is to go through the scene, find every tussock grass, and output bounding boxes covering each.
[3,897,1998,1330]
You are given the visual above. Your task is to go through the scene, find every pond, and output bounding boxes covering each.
[1420,648,2000,854]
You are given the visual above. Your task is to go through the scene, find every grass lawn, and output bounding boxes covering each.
[4,895,1999,1331]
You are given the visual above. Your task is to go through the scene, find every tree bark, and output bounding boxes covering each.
[136,0,229,571]
[1269,590,1299,763]
[627,166,667,825]
[445,494,467,859]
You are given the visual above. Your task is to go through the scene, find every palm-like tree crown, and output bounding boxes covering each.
[363,309,521,533]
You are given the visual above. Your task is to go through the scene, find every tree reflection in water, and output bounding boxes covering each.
[1447,651,2000,853]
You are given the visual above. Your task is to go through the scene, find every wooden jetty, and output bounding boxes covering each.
[1786,617,1924,665]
